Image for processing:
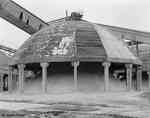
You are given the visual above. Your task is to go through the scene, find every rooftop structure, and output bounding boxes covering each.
[11,18,141,65]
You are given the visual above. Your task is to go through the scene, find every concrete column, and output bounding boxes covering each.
[40,62,49,93]
[102,62,111,92]
[13,69,18,90]
[18,64,25,93]
[137,65,142,91]
[147,72,150,89]
[14,69,19,90]
[125,64,133,91]
[0,74,4,92]
[8,66,13,93]
[72,61,80,90]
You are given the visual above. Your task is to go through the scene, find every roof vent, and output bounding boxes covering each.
[70,12,83,20]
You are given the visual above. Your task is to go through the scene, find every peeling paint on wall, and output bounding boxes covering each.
[52,36,74,56]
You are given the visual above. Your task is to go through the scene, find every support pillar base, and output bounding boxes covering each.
[102,62,111,92]
[18,64,25,93]
[8,66,13,93]
[137,66,142,91]
[40,62,49,93]
[71,61,80,90]
[125,64,133,91]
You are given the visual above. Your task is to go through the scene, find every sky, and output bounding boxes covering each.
[0,0,150,49]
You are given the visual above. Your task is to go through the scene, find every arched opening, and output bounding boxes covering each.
[26,19,29,25]
[142,71,149,90]
[3,74,8,91]
[47,62,74,93]
[19,12,23,20]
[38,24,42,30]
[110,63,127,91]
[78,62,104,92]
[24,63,42,93]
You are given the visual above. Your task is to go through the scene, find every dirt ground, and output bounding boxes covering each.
[1,62,150,118]
[0,91,150,118]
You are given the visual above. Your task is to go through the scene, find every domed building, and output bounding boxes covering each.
[9,13,142,93]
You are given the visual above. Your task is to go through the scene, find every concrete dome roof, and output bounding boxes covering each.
[11,19,141,65]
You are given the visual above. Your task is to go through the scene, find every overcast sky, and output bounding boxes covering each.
[0,0,150,49]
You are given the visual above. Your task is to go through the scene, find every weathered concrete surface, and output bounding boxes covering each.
[0,91,150,118]
[0,101,48,111]
[0,91,150,117]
